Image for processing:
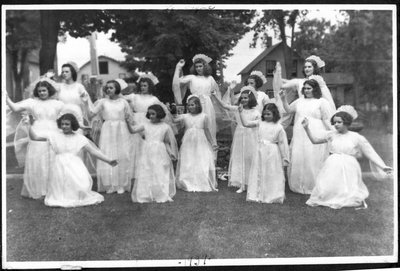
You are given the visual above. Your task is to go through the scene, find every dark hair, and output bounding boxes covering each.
[57,113,80,131]
[330,111,353,126]
[246,74,264,89]
[138,77,155,95]
[262,103,280,123]
[302,59,321,77]
[146,104,166,120]
[106,80,121,95]
[301,79,322,99]
[187,96,202,114]
[190,59,213,76]
[237,89,257,109]
[33,81,57,98]
[61,63,77,81]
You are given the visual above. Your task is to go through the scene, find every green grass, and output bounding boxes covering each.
[5,127,395,263]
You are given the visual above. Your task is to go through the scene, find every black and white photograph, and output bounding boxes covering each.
[2,3,397,269]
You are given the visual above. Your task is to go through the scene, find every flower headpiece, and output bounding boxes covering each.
[306,55,325,68]
[66,61,79,73]
[192,54,212,64]
[250,70,267,84]
[336,105,358,120]
[58,105,82,125]
[239,85,258,99]
[137,72,159,85]
[186,94,200,103]
[114,78,128,90]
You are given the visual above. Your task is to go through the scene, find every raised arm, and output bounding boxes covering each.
[172,59,188,104]
[5,91,30,112]
[301,118,328,144]
[278,89,295,114]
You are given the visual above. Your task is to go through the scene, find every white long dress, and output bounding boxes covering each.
[93,98,134,192]
[306,131,389,209]
[247,121,289,204]
[288,98,331,194]
[178,75,220,144]
[131,122,178,203]
[14,98,64,199]
[227,106,260,188]
[44,132,104,208]
[176,113,217,192]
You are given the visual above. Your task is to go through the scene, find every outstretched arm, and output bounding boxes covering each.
[301,118,327,144]
[5,91,28,112]
[83,143,118,166]
[210,89,236,111]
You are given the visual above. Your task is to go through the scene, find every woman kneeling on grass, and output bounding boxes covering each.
[301,105,392,209]
[28,113,118,208]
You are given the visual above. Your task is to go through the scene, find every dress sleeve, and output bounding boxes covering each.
[357,134,388,179]
[92,98,105,115]
[288,99,299,113]
[16,98,35,112]
[123,99,135,124]
[277,125,290,164]
[319,97,334,120]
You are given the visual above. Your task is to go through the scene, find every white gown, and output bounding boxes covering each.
[93,98,134,192]
[306,131,388,209]
[45,132,104,208]
[288,98,331,194]
[14,98,64,199]
[178,75,221,144]
[131,122,178,203]
[226,106,260,188]
[247,122,289,204]
[176,113,217,192]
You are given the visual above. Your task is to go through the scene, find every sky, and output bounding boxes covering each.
[56,8,347,83]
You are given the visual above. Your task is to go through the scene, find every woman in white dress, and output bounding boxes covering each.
[28,113,117,208]
[127,104,178,203]
[274,56,336,128]
[279,79,332,194]
[175,95,218,192]
[173,54,224,146]
[239,103,289,204]
[302,106,392,209]
[211,86,260,193]
[6,79,64,199]
[85,80,135,194]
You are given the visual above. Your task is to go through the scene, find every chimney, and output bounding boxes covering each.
[266,36,272,48]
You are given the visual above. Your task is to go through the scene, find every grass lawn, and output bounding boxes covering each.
[4,128,396,266]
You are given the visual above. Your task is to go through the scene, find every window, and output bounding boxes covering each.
[291,60,298,77]
[265,60,276,76]
[99,61,109,74]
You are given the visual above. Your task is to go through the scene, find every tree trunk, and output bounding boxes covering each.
[11,49,28,102]
[277,14,293,80]
[39,10,60,75]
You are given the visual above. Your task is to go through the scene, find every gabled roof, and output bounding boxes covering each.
[238,42,302,75]
[79,55,122,70]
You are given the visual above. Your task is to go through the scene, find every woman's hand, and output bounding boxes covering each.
[238,104,244,113]
[176,59,185,68]
[278,89,286,99]
[283,159,290,167]
[210,90,217,96]
[108,159,118,167]
[301,117,309,129]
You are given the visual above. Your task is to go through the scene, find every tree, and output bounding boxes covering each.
[328,10,392,108]
[6,10,41,101]
[109,10,255,102]
[252,10,305,79]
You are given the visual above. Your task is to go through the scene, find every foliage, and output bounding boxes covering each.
[6,10,41,101]
[108,9,255,102]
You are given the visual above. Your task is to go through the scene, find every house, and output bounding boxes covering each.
[234,42,305,98]
[78,55,132,85]
[234,42,354,107]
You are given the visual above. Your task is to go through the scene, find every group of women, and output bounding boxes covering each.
[5,54,392,210]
